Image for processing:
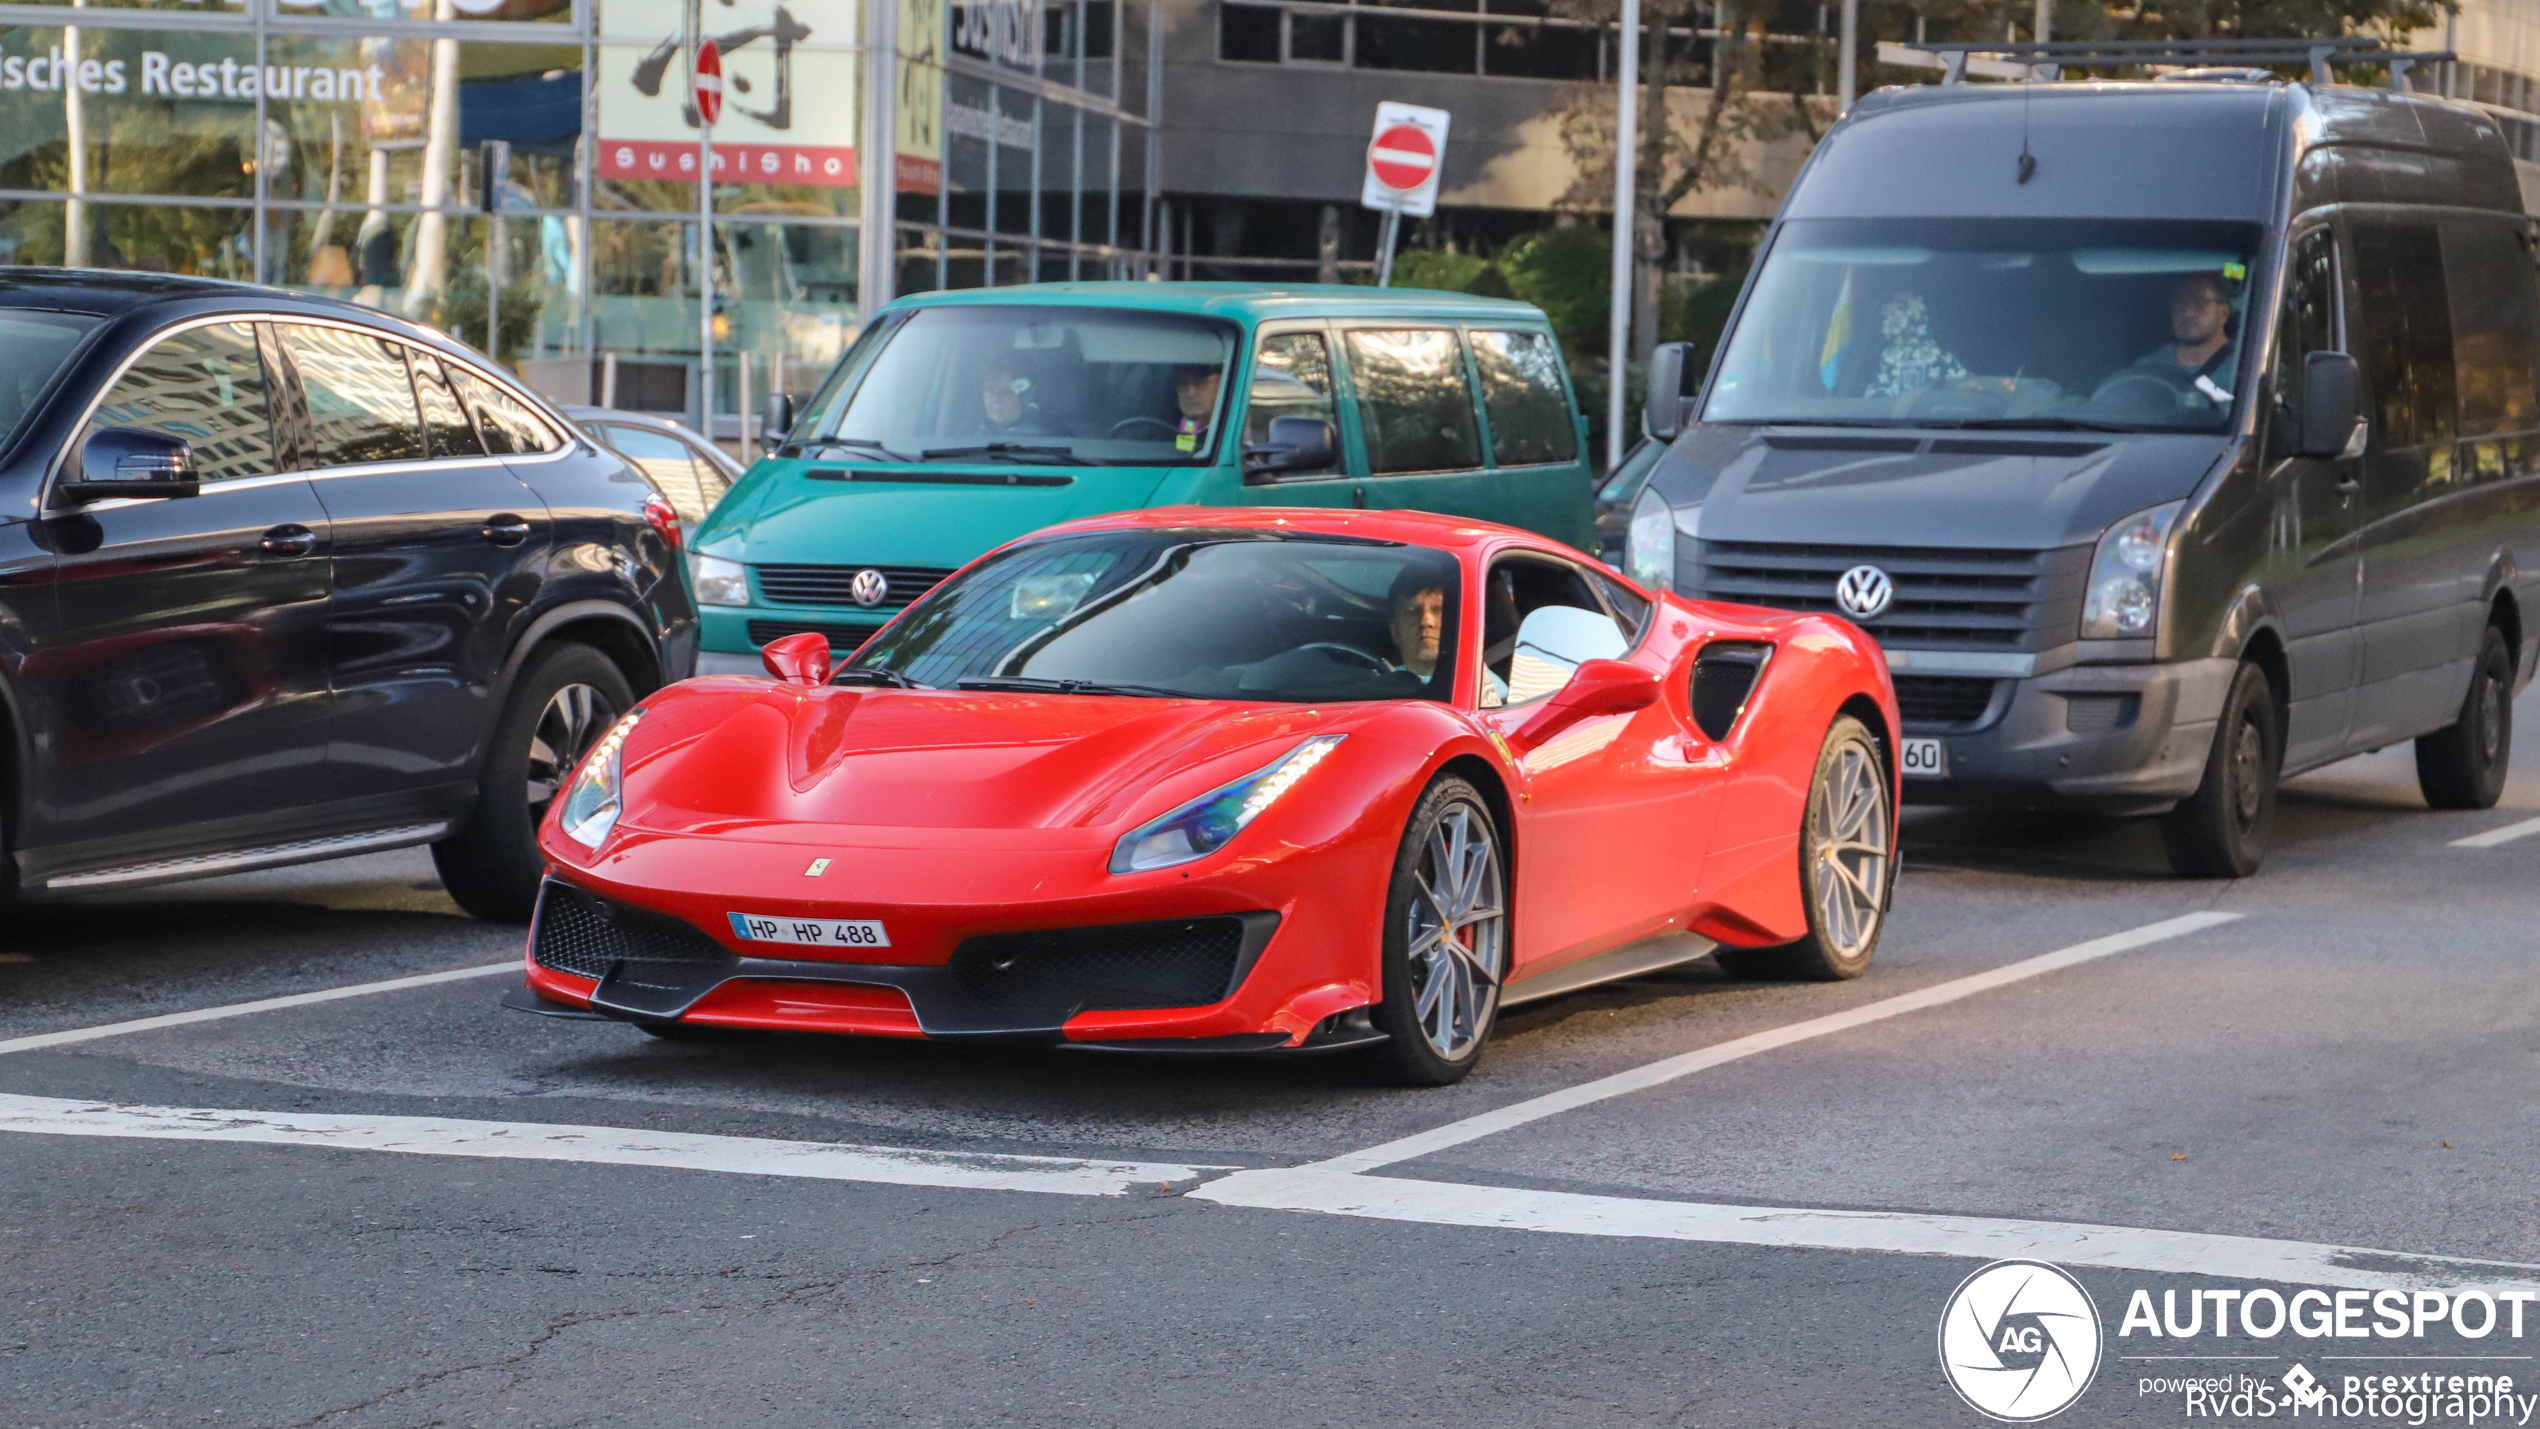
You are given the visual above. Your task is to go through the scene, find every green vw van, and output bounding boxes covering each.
[689,283,1595,673]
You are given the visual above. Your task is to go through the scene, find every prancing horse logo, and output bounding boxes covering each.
[849,568,890,607]
[1835,564,1895,620]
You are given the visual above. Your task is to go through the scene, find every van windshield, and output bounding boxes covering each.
[801,305,1240,466]
[1705,218,2266,431]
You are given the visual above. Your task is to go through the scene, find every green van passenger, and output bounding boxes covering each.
[688,283,1595,673]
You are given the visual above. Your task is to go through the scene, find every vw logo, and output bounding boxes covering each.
[1835,564,1895,620]
[848,568,890,608]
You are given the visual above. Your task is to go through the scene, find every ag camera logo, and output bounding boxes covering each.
[1939,1259,2104,1421]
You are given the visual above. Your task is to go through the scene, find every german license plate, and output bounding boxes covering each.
[1900,737,1946,778]
[726,913,891,949]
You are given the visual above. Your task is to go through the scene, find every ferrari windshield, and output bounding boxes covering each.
[1705,218,2265,430]
[849,530,1465,703]
[797,305,1240,465]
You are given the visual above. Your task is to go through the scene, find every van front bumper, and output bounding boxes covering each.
[1901,656,2236,812]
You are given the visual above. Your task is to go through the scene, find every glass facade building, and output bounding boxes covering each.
[0,0,1162,409]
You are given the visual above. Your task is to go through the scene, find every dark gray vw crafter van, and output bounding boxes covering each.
[1629,78,2540,876]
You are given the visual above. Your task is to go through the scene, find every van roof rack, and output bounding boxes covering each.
[1882,36,2454,89]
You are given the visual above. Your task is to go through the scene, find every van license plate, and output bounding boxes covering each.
[1900,738,1945,778]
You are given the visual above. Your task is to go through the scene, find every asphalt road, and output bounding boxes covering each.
[3,700,2537,1428]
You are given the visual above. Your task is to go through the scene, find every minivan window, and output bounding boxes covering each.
[1245,331,1340,477]
[0,310,100,454]
[1706,218,2265,431]
[2442,220,2539,438]
[284,323,423,468]
[409,351,484,460]
[1471,329,1577,466]
[807,305,1240,465]
[2270,227,2339,448]
[2352,221,2457,451]
[87,321,273,482]
[1346,328,1482,473]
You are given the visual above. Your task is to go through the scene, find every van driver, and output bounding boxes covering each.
[2135,273,2238,403]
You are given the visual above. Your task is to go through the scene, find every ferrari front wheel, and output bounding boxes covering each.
[1718,715,1893,982]
[1368,775,1509,1087]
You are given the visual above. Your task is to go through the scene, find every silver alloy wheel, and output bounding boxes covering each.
[1406,801,1507,1061]
[1809,740,1891,961]
[524,682,617,820]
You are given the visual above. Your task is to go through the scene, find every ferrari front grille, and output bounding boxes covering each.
[531,881,731,982]
[948,916,1268,1014]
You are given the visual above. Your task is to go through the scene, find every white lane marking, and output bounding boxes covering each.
[2450,815,2540,848]
[0,1093,1222,1196]
[0,962,518,1057]
[1193,1167,2540,1292]
[1316,911,2242,1174]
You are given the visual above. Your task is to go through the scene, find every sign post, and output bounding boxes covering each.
[1360,102,1448,288]
[694,39,722,440]
[1607,0,1638,471]
[480,139,510,361]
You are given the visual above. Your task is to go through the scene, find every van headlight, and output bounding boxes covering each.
[1628,488,1697,592]
[1110,735,1345,874]
[2081,501,2183,640]
[558,710,644,849]
[689,553,749,607]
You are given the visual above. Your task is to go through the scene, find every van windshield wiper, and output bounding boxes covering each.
[919,443,1094,466]
[955,675,1190,698]
[832,667,924,689]
[805,437,910,461]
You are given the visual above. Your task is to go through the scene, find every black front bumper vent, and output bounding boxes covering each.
[1893,675,2003,732]
[528,881,1279,1038]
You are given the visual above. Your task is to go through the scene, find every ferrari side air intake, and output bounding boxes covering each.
[1691,641,1775,741]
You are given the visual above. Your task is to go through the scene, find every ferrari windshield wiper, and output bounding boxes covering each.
[955,675,1189,698]
[919,443,1094,466]
[833,667,924,689]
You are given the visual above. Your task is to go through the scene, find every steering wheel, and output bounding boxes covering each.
[2090,366,2198,416]
[1108,416,1180,440]
[1293,642,1389,671]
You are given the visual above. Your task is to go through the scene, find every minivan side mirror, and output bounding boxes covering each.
[761,391,795,447]
[60,427,200,503]
[761,630,832,685]
[2298,352,2363,458]
[1242,416,1336,476]
[1643,342,1698,442]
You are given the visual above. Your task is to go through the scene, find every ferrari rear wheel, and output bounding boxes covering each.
[1717,715,1893,982]
[1368,775,1509,1087]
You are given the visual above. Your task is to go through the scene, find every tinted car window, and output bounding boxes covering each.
[2352,221,2457,451]
[604,423,727,521]
[87,321,274,483]
[1346,328,1482,474]
[1480,556,1619,706]
[2443,219,2540,438]
[2270,226,2339,449]
[0,310,99,453]
[851,529,1465,704]
[283,323,423,467]
[410,351,483,459]
[1245,331,1339,477]
[603,424,694,462]
[1471,330,1577,466]
[454,370,560,455]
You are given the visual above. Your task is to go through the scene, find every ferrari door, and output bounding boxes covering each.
[1477,553,1716,974]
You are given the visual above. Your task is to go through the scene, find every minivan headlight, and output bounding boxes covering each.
[1110,735,1345,874]
[1629,489,1698,591]
[690,553,749,607]
[558,710,644,849]
[2081,501,2183,640]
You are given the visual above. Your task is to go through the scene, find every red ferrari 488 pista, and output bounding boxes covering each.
[505,508,1899,1084]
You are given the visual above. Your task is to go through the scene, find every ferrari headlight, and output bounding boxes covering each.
[1109,735,1345,875]
[558,710,644,849]
[2081,501,2183,640]
[1627,488,1698,593]
[689,552,749,607]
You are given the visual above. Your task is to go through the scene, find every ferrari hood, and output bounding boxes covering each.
[622,682,1359,836]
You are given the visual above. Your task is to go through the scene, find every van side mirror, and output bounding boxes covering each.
[761,391,794,447]
[761,630,832,685]
[1643,342,1698,442]
[60,427,200,503]
[1242,416,1336,476]
[2298,352,2363,458]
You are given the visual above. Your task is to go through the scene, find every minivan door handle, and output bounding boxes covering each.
[481,514,533,547]
[260,524,319,558]
[2334,471,2361,494]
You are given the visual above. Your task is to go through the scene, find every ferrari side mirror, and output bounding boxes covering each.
[1511,658,1660,751]
[761,630,832,685]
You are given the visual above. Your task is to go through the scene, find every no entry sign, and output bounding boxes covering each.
[1361,101,1450,218]
[693,40,723,127]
